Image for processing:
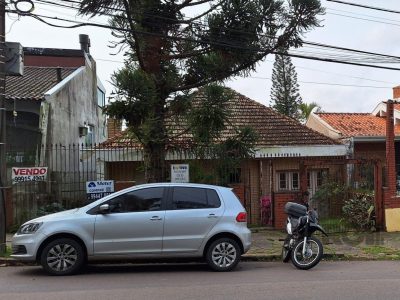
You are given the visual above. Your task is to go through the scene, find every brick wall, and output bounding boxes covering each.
[385,100,398,202]
[273,192,299,229]
[24,55,85,68]
[382,188,400,209]
[229,184,245,206]
[107,118,122,139]
[393,86,400,99]
[354,142,386,163]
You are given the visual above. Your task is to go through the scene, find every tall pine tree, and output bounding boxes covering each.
[270,54,303,120]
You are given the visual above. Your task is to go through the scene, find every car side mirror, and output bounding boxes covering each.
[99,204,110,214]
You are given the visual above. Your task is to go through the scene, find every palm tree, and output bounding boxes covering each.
[300,102,321,123]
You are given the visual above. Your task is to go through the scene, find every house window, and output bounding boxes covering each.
[292,172,299,190]
[316,170,328,187]
[317,171,323,187]
[97,88,105,107]
[85,125,94,145]
[279,173,287,190]
[229,168,241,184]
[277,171,299,191]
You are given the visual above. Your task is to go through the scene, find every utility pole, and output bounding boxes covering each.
[0,1,6,255]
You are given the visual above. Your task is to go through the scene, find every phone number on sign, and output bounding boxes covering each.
[12,176,46,183]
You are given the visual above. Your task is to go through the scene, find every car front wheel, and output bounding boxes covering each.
[206,238,241,272]
[40,238,85,276]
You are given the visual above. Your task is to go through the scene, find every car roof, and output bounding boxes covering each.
[131,182,229,191]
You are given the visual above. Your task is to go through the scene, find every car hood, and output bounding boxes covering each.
[26,208,81,224]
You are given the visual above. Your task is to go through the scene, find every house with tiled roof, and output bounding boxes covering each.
[5,35,107,152]
[306,86,400,164]
[99,89,347,227]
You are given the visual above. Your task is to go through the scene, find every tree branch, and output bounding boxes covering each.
[122,0,145,70]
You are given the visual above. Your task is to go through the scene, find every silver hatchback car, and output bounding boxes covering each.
[11,183,251,275]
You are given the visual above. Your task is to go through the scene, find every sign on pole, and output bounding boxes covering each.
[86,180,115,202]
[12,167,48,184]
[171,164,189,183]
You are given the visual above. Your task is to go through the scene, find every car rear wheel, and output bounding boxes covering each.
[40,238,85,276]
[206,238,241,272]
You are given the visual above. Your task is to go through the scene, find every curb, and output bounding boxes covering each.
[0,257,34,267]
[242,253,347,262]
[0,253,349,267]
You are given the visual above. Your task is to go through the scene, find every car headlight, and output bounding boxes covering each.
[17,222,43,235]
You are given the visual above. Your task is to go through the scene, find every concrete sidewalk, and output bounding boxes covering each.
[3,229,400,265]
[248,228,400,260]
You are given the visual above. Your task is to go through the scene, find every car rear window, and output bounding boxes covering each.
[172,187,221,209]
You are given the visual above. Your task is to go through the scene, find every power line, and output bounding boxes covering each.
[327,12,400,28]
[9,10,400,71]
[92,54,399,85]
[249,76,392,89]
[264,59,397,84]
[24,0,400,68]
[326,0,400,14]
[96,58,125,63]
[326,7,400,23]
[8,5,400,70]
[31,0,400,62]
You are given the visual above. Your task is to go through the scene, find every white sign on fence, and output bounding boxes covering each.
[86,180,115,201]
[171,164,189,183]
[12,167,48,184]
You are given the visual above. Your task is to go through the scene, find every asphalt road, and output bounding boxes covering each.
[1,261,400,300]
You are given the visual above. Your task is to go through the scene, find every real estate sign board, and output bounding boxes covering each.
[86,180,115,202]
[12,167,48,184]
[171,164,189,183]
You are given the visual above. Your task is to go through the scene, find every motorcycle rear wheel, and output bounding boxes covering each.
[291,237,323,270]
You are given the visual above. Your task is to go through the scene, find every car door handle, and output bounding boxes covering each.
[208,214,218,218]
[150,216,162,221]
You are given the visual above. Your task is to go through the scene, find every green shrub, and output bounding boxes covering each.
[37,202,65,216]
[342,192,374,231]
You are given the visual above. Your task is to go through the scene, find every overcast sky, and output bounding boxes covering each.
[7,0,400,113]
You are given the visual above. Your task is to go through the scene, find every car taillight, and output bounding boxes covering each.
[236,212,247,222]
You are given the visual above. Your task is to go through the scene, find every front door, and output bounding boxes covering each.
[93,187,166,255]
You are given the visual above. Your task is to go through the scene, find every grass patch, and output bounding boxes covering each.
[362,246,400,260]
[363,246,398,255]
[319,217,354,233]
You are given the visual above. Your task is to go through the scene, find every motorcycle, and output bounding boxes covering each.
[281,201,327,270]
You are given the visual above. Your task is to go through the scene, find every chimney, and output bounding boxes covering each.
[107,118,122,139]
[79,34,90,53]
[393,86,400,99]
[56,67,62,82]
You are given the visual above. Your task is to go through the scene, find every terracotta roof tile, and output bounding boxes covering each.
[6,66,77,101]
[316,113,400,137]
[102,89,339,148]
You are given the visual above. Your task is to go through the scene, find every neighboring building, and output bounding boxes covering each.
[4,36,107,228]
[306,86,400,184]
[306,87,400,232]
[5,35,107,153]
[99,89,347,227]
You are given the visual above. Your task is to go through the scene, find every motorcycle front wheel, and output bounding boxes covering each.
[282,236,291,263]
[291,237,323,270]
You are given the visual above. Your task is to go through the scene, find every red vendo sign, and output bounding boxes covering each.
[12,167,48,184]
